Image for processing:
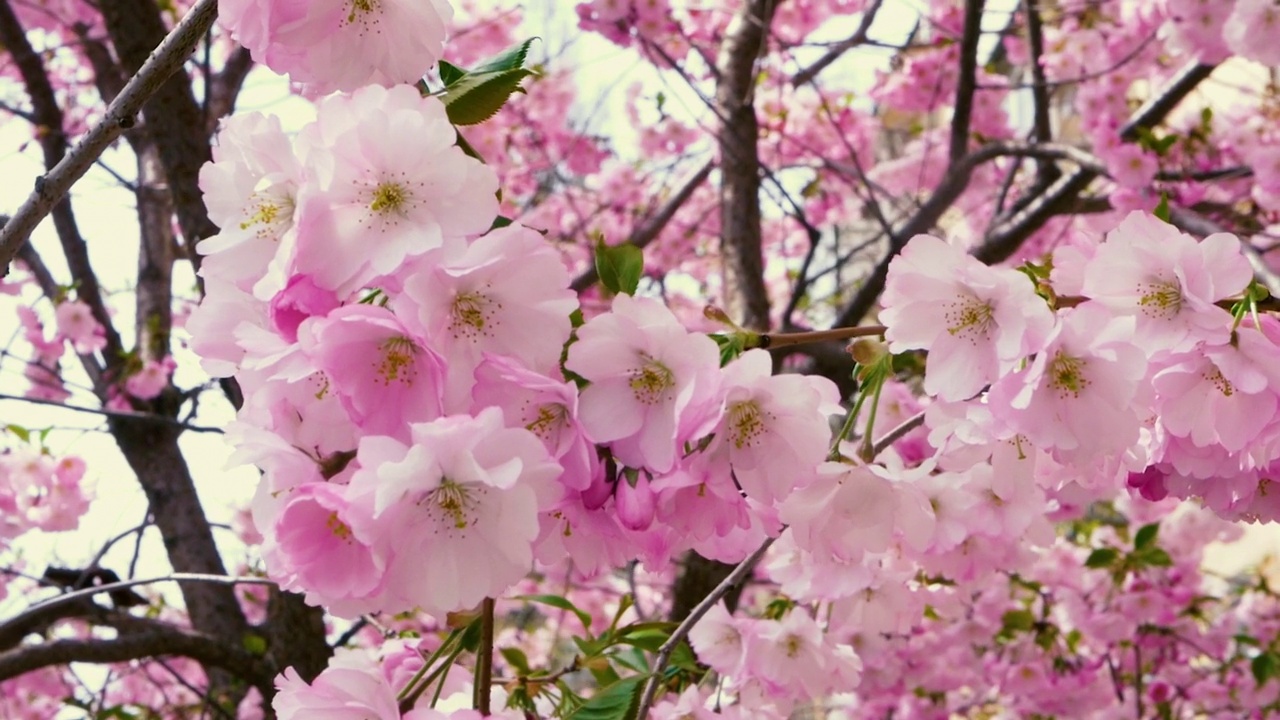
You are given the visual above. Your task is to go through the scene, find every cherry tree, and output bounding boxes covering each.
[1,0,1280,718]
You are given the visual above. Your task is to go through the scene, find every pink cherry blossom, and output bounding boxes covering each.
[272,647,400,720]
[987,303,1148,464]
[301,304,446,438]
[701,348,840,506]
[291,85,498,296]
[53,299,106,354]
[565,294,720,473]
[396,225,577,410]
[219,0,453,96]
[880,233,1054,401]
[344,407,563,615]
[1080,211,1252,353]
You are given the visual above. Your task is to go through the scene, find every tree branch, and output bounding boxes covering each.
[570,161,713,292]
[0,628,271,689]
[791,0,883,86]
[0,0,218,278]
[949,0,986,163]
[714,0,778,330]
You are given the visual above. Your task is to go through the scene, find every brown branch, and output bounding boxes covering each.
[791,0,883,87]
[0,628,271,689]
[949,0,986,163]
[205,46,254,135]
[0,0,218,278]
[0,2,124,379]
[100,0,221,269]
[833,61,1219,327]
[1022,0,1053,146]
[570,161,713,292]
[714,0,778,331]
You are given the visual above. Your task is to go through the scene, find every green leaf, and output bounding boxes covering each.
[440,40,540,126]
[713,333,745,366]
[594,241,644,296]
[1253,651,1278,687]
[1137,547,1173,567]
[1085,547,1120,569]
[614,621,675,652]
[517,594,594,634]
[568,676,646,720]
[1153,193,1171,223]
[1000,609,1035,634]
[439,60,467,87]
[242,633,267,656]
[1134,522,1159,550]
[500,646,531,675]
[6,424,30,443]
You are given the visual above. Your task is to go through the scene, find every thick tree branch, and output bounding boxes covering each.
[99,0,220,268]
[206,46,254,135]
[0,628,271,689]
[1022,0,1053,146]
[0,0,217,278]
[714,0,778,331]
[949,0,986,163]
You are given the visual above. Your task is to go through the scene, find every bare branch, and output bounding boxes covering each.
[791,0,883,87]
[949,0,986,163]
[0,0,218,277]
[0,627,270,688]
[714,0,779,330]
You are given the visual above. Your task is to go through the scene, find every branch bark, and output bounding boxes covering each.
[0,0,217,278]
[714,0,778,331]
[99,0,220,267]
[949,0,986,163]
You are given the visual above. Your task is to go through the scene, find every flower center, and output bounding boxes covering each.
[728,400,766,449]
[944,296,994,342]
[239,188,294,240]
[374,336,418,386]
[525,403,568,442]
[369,181,410,215]
[1203,364,1234,396]
[629,356,675,405]
[449,291,498,340]
[1047,351,1090,398]
[422,478,485,530]
[325,512,353,541]
[1136,278,1183,319]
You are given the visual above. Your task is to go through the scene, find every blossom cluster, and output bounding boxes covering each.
[190,0,1280,717]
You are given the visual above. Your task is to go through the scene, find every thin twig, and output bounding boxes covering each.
[635,536,776,717]
[0,0,219,277]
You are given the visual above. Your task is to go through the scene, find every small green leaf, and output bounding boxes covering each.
[439,60,467,86]
[1137,547,1173,567]
[1153,193,1171,223]
[517,594,594,634]
[439,40,540,126]
[500,647,531,675]
[1000,609,1035,634]
[568,676,646,720]
[594,241,644,296]
[242,633,267,656]
[1134,522,1159,550]
[6,424,30,443]
[1085,547,1120,569]
[1253,651,1278,687]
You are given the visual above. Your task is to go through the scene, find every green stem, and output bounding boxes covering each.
[399,641,467,714]
[857,374,887,462]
